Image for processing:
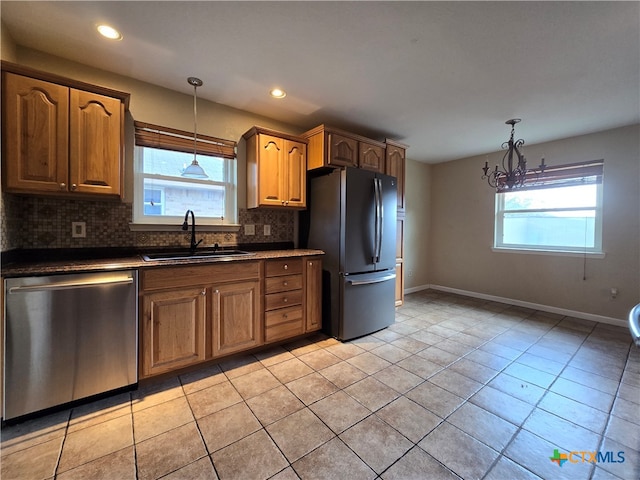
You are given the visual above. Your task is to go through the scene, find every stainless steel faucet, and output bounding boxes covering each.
[182,209,202,253]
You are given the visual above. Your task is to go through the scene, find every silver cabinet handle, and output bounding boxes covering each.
[60,183,66,190]
[283,264,288,270]
[71,183,77,190]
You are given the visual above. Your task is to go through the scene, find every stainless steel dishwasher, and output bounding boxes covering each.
[4,270,138,421]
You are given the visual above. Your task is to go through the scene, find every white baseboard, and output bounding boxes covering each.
[404,284,431,295]
[407,284,627,329]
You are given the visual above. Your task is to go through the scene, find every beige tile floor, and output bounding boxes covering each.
[2,290,638,479]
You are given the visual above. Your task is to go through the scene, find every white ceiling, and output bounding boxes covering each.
[2,1,639,163]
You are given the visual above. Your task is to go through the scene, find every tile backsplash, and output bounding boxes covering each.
[1,193,294,251]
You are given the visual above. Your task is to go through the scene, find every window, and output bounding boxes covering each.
[494,160,604,253]
[133,122,237,227]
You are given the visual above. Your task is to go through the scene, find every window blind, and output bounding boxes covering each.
[134,121,236,160]
[498,159,604,192]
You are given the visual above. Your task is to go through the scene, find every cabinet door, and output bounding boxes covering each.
[328,133,358,167]
[385,144,405,213]
[305,258,322,332]
[211,280,261,357]
[395,261,404,307]
[284,139,306,207]
[142,287,206,377]
[69,90,122,197]
[256,134,285,207]
[3,73,69,193]
[359,141,385,173]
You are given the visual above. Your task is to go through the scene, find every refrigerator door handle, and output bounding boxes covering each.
[373,178,381,263]
[347,273,396,286]
[377,178,384,263]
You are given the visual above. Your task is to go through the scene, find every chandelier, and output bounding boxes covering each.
[482,119,546,190]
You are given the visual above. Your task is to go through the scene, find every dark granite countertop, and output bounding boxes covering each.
[1,244,324,277]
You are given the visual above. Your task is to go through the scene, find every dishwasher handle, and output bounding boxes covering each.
[8,276,134,294]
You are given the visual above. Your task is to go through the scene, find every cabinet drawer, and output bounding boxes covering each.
[265,259,302,277]
[265,274,303,294]
[265,305,304,343]
[265,289,303,311]
[265,319,304,343]
[265,305,303,327]
[142,261,260,291]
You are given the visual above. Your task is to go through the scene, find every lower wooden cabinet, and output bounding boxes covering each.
[141,287,206,377]
[140,256,322,378]
[211,280,261,357]
[263,257,322,344]
[305,258,322,332]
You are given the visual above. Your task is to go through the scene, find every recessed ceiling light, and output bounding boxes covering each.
[97,24,122,40]
[270,88,286,99]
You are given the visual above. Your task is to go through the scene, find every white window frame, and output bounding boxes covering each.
[130,122,239,231]
[493,159,604,255]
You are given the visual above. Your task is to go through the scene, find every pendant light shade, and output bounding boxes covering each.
[182,76,208,179]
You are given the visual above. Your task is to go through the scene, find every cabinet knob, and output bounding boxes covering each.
[283,281,288,286]
[309,262,313,266]
[283,297,288,303]
[283,264,288,270]
[71,184,77,190]
[202,290,207,296]
[60,183,66,189]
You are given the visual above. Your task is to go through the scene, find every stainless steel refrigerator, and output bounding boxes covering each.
[301,167,397,340]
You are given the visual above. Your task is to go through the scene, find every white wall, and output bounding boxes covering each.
[427,124,639,320]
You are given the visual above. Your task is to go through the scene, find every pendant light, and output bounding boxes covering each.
[182,76,208,179]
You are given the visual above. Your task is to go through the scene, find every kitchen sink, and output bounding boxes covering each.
[141,249,255,261]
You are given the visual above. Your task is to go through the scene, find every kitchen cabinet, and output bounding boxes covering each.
[1,64,128,199]
[303,125,386,173]
[140,261,261,378]
[386,139,408,306]
[141,287,207,377]
[385,140,407,215]
[264,258,305,342]
[359,141,385,173]
[304,258,322,332]
[244,126,307,209]
[211,280,261,356]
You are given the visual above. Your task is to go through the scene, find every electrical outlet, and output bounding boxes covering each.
[72,222,86,238]
[244,224,255,236]
[264,224,271,236]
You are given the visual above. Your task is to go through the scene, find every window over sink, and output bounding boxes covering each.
[132,121,238,228]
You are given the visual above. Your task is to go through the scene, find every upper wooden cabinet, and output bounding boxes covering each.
[359,141,385,173]
[244,126,307,209]
[2,64,128,199]
[385,139,407,214]
[303,125,387,173]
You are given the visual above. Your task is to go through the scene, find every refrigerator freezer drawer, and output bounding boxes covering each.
[339,271,396,341]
